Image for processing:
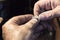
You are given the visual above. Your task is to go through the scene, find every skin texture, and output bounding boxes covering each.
[2,14,40,40]
[34,0,60,20]
[34,0,60,15]
[2,0,60,40]
[2,14,60,40]
[34,0,60,40]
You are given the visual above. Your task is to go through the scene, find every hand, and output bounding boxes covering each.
[34,0,60,40]
[2,14,40,40]
[34,0,60,21]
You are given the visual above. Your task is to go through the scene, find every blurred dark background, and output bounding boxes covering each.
[0,0,37,40]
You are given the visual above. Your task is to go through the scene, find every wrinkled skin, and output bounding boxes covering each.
[2,0,60,40]
[34,0,60,16]
[2,14,42,40]
[34,0,60,40]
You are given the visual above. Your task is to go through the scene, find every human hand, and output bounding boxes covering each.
[34,0,60,40]
[34,0,60,16]
[2,14,40,40]
[34,0,60,30]
[34,0,60,21]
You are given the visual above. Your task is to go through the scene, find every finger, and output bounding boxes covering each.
[5,14,33,26]
[34,0,46,16]
[0,17,3,23]
[34,0,52,16]
[23,16,40,29]
[34,1,40,16]
[39,10,55,20]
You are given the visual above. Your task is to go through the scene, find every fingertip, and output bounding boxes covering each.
[0,17,3,23]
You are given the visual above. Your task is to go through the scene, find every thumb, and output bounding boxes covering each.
[39,10,55,20]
